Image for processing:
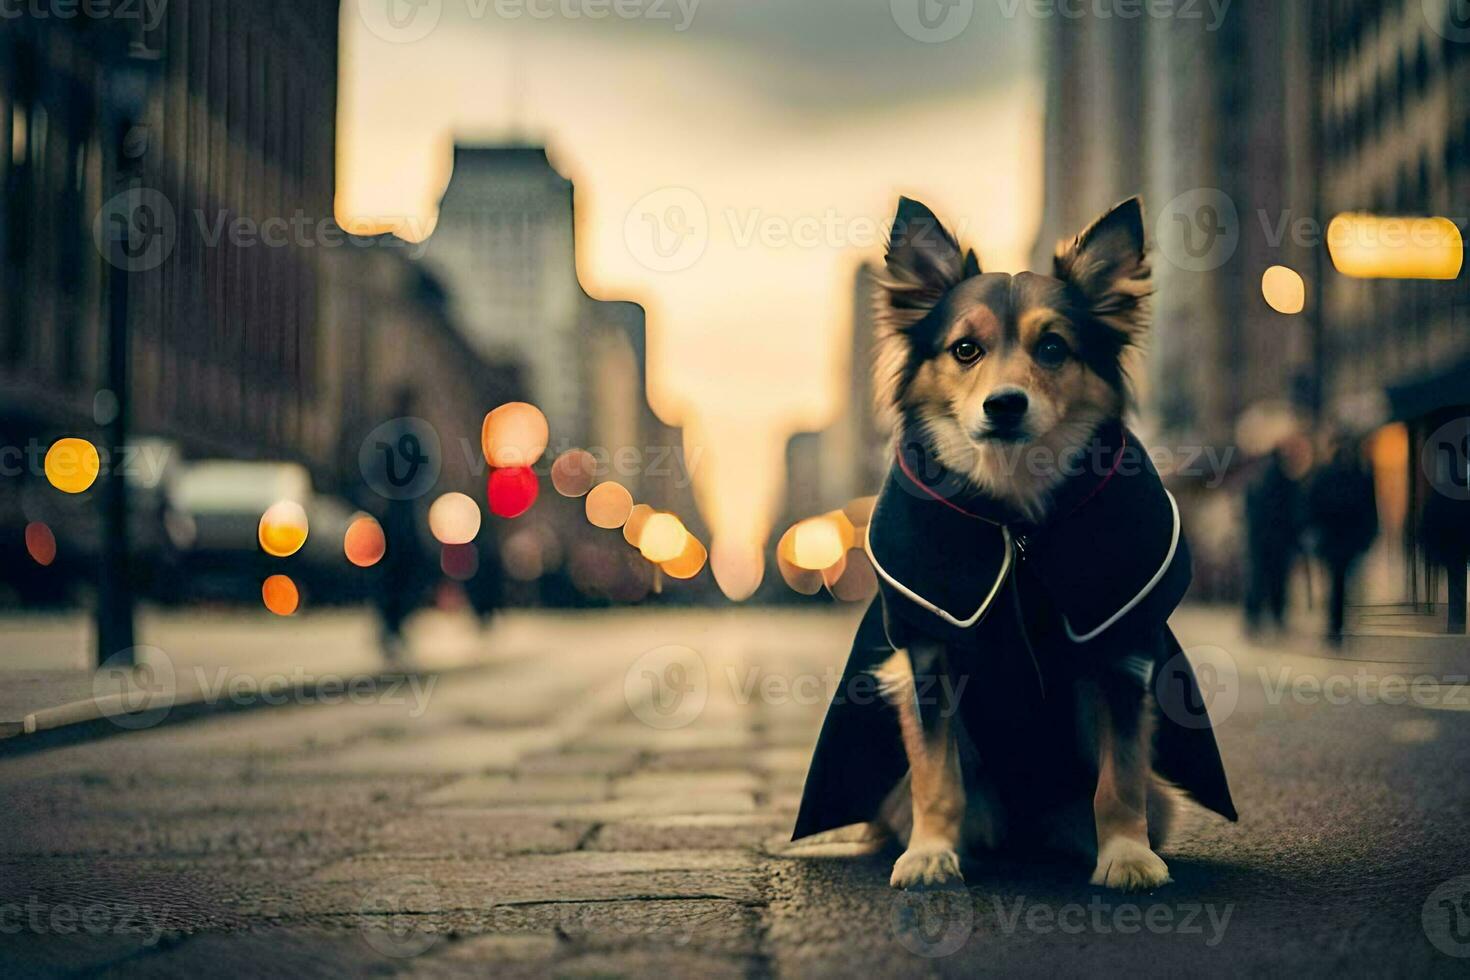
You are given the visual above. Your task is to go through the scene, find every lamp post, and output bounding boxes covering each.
[94,45,158,669]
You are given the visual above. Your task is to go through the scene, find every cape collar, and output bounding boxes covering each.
[893,419,1129,533]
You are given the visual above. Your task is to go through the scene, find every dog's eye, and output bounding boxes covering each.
[1034,334,1071,368]
[950,340,984,365]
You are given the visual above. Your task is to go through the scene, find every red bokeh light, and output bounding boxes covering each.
[488,466,540,519]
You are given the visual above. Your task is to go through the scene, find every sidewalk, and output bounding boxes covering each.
[0,609,521,742]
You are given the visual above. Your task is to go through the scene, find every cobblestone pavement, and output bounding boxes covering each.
[2,607,1469,977]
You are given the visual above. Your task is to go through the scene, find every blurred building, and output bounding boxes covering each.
[419,146,587,440]
[419,142,706,603]
[0,0,340,461]
[0,4,528,606]
[777,262,889,531]
[1032,0,1470,629]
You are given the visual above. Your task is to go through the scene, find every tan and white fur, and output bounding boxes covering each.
[870,196,1174,891]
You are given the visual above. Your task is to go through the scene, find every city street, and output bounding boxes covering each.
[2,607,1469,977]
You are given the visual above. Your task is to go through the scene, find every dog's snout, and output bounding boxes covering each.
[983,389,1029,422]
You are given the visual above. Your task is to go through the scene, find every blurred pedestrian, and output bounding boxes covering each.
[1305,436,1379,647]
[1419,415,1470,633]
[1243,440,1305,636]
[375,388,431,664]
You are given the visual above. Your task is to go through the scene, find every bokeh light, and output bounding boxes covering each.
[639,513,688,563]
[428,492,482,545]
[441,542,479,581]
[502,528,549,582]
[487,466,540,519]
[662,533,709,580]
[586,481,634,529]
[481,402,550,468]
[258,501,310,558]
[1327,214,1464,280]
[551,449,599,498]
[344,515,386,568]
[25,522,56,567]
[262,575,300,616]
[622,504,655,548]
[792,517,846,571]
[1261,265,1306,314]
[44,438,101,494]
[830,549,879,603]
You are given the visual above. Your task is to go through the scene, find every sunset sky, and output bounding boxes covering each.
[337,0,1045,596]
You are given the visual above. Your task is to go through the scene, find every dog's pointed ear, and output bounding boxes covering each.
[1054,197,1152,343]
[878,197,966,331]
[963,249,982,278]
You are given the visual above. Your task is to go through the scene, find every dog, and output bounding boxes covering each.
[791,196,1236,892]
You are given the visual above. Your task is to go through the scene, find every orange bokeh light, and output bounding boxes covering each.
[586,481,634,529]
[622,504,655,548]
[662,533,708,580]
[25,522,56,567]
[262,575,300,616]
[481,402,550,468]
[791,517,845,571]
[344,515,386,568]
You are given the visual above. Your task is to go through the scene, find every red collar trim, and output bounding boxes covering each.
[1060,431,1127,521]
[894,452,999,523]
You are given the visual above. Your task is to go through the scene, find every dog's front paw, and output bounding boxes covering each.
[1090,837,1171,892]
[890,841,964,890]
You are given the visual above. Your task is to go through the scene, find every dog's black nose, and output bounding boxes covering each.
[983,389,1029,421]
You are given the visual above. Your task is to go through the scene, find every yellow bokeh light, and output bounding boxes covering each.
[344,515,386,568]
[44,438,101,494]
[792,517,845,571]
[481,402,550,468]
[639,513,688,563]
[1327,214,1464,280]
[585,481,634,529]
[1261,265,1306,315]
[428,492,482,545]
[258,501,310,558]
[262,574,300,616]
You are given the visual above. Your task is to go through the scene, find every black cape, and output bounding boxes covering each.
[792,422,1237,841]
